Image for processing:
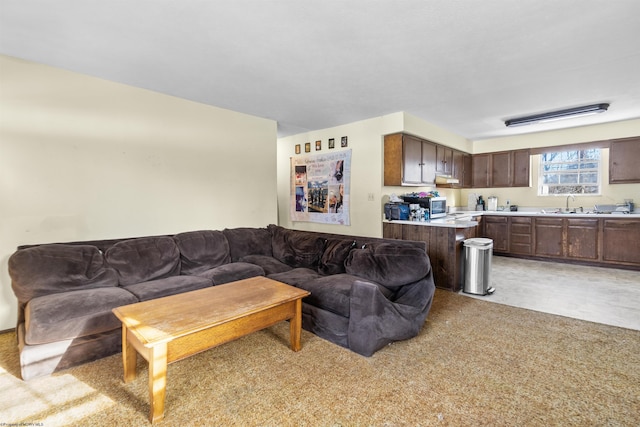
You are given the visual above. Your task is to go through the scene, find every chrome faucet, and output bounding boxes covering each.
[566,194,575,211]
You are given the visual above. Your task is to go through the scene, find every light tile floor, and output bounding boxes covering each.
[460,255,640,331]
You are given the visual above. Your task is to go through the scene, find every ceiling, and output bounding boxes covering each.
[2,0,640,140]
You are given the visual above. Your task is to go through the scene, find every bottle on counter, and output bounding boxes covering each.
[476,195,485,211]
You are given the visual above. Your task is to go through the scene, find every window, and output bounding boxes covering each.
[538,149,601,195]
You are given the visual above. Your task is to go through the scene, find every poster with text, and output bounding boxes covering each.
[290,149,351,225]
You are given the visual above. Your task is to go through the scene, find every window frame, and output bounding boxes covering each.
[538,148,602,196]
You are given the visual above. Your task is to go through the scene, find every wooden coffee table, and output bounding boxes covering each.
[112,276,310,423]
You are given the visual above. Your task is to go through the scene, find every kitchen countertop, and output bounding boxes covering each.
[383,210,640,229]
[454,210,640,218]
[383,218,479,229]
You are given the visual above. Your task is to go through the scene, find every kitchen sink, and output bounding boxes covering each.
[538,209,595,214]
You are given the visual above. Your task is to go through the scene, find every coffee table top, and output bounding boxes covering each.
[112,276,309,347]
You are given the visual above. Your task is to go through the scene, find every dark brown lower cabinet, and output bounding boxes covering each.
[534,217,598,260]
[534,218,564,257]
[383,222,477,292]
[566,218,599,260]
[479,215,638,270]
[509,217,533,255]
[483,216,508,252]
[603,219,640,265]
[383,217,639,293]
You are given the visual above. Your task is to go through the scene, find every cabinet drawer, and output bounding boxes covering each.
[535,217,563,227]
[485,216,508,224]
[510,234,531,244]
[511,223,532,234]
[510,217,532,224]
[567,218,599,227]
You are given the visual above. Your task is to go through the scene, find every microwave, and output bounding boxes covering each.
[428,197,447,218]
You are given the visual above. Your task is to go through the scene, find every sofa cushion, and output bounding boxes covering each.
[269,225,325,269]
[296,274,395,318]
[9,244,118,303]
[122,275,212,301]
[173,230,231,275]
[222,227,272,262]
[345,243,430,289]
[195,262,265,285]
[318,239,356,275]
[24,287,138,345]
[267,267,323,289]
[105,236,180,286]
[240,255,293,275]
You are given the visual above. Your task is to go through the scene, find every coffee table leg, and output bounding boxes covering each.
[149,343,168,423]
[122,325,137,382]
[290,298,303,352]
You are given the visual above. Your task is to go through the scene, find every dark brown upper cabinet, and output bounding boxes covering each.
[384,133,437,186]
[436,145,453,176]
[472,149,530,188]
[610,137,640,183]
[472,153,491,188]
[384,133,472,187]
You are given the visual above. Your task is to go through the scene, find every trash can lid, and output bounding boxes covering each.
[463,237,493,247]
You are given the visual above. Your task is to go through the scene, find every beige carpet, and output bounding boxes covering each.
[1,290,639,426]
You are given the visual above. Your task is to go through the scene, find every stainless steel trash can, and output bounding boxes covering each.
[463,238,495,295]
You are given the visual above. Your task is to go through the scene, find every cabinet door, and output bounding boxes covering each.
[491,151,512,187]
[509,216,532,254]
[421,141,437,185]
[436,145,453,175]
[402,135,423,184]
[383,133,403,186]
[462,153,473,188]
[610,137,640,183]
[512,149,531,187]
[566,218,599,260]
[534,218,564,257]
[472,154,491,188]
[603,219,640,264]
[483,216,509,252]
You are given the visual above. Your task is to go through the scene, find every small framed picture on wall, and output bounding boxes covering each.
[341,136,348,147]
[295,144,301,154]
[328,138,335,149]
[315,140,321,151]
[305,142,311,153]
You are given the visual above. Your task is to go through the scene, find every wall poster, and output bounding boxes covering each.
[291,149,351,225]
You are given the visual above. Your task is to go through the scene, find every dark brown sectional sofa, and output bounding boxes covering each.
[8,225,436,380]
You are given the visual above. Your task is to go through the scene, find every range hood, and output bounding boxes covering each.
[435,175,459,185]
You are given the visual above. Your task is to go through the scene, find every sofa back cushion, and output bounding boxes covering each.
[105,236,180,286]
[345,243,430,289]
[317,239,356,275]
[9,244,118,303]
[269,225,326,269]
[173,230,231,275]
[222,227,273,261]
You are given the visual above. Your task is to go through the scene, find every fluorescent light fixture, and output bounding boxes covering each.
[505,103,610,127]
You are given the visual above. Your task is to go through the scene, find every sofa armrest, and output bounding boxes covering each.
[347,278,434,356]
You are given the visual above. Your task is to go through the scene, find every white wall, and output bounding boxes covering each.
[0,56,278,330]
[473,119,640,153]
[276,112,472,236]
[277,113,640,236]
[277,113,402,237]
[403,112,473,153]
[462,119,640,210]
